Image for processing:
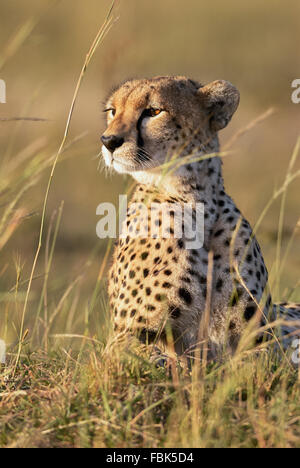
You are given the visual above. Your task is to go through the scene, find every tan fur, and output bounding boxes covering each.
[101,76,300,360]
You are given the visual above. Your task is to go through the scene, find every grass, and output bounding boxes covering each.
[0,341,299,448]
[0,1,300,449]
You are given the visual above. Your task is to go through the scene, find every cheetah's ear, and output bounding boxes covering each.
[198,80,240,132]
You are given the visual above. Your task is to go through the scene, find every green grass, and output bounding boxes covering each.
[0,1,300,449]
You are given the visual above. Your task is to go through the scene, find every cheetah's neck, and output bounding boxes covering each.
[132,155,225,247]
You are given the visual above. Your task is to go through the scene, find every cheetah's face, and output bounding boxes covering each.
[101,76,239,177]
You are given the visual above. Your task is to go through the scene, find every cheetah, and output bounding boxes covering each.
[101,76,300,361]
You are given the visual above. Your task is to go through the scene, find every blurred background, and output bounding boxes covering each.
[0,0,299,344]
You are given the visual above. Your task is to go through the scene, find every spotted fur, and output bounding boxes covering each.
[102,76,300,360]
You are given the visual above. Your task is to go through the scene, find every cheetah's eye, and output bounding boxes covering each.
[144,108,162,117]
[104,108,116,118]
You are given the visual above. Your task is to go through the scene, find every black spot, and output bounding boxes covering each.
[141,252,149,260]
[177,239,184,249]
[187,269,196,276]
[214,229,224,237]
[244,305,256,321]
[255,335,264,344]
[146,305,156,311]
[120,309,127,317]
[139,329,160,343]
[146,287,151,296]
[129,270,135,279]
[130,309,136,317]
[162,282,171,288]
[169,305,181,318]
[178,288,192,305]
[229,321,236,330]
[231,287,244,307]
[216,278,223,292]
[181,277,191,283]
[167,247,173,254]
[188,256,197,264]
[246,254,252,263]
[256,271,261,281]
[164,270,172,276]
[132,289,138,297]
[143,268,149,278]
[155,242,161,249]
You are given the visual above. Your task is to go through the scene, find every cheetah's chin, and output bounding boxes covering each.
[112,159,135,174]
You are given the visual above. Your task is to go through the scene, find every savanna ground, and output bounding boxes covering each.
[0,0,299,448]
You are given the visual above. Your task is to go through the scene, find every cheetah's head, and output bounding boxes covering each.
[101,76,239,182]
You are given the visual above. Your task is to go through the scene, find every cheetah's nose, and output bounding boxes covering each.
[101,134,124,153]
